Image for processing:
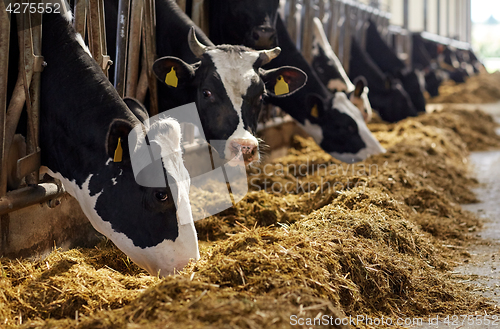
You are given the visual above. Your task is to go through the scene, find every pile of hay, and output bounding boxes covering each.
[428,71,500,104]
[1,109,500,328]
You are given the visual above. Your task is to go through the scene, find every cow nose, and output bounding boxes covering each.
[230,139,258,165]
[251,26,277,49]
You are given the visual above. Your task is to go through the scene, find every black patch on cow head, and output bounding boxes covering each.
[312,43,344,88]
[396,70,427,113]
[305,94,366,154]
[91,160,180,248]
[211,0,280,49]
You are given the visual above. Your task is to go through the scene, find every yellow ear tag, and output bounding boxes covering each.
[274,75,289,95]
[311,104,319,118]
[165,67,178,88]
[113,137,123,162]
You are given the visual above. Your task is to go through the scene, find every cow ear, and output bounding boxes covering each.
[107,119,133,164]
[260,66,307,98]
[305,94,325,121]
[123,97,149,123]
[153,56,196,88]
[352,76,367,97]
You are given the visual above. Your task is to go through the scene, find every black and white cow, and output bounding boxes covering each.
[264,16,385,162]
[411,33,443,97]
[203,3,385,163]
[310,17,373,122]
[364,21,426,113]
[105,0,307,165]
[207,0,280,50]
[11,8,199,276]
[349,38,418,123]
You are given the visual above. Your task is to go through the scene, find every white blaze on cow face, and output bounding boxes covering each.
[330,92,385,162]
[206,49,261,165]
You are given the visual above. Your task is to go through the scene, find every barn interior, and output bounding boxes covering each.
[2,0,500,328]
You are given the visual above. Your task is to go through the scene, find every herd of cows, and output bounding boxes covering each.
[4,0,484,276]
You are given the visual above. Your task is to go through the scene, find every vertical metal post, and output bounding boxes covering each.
[403,0,408,30]
[74,0,87,38]
[423,0,428,31]
[342,2,352,74]
[465,0,472,43]
[328,0,340,54]
[143,0,158,116]
[287,0,298,46]
[126,0,143,98]
[301,0,314,63]
[192,0,209,35]
[114,0,130,97]
[446,0,449,37]
[0,1,10,197]
[437,0,441,35]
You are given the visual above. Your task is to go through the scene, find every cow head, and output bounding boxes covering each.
[210,0,280,49]
[45,99,198,277]
[396,70,427,113]
[296,92,385,163]
[153,28,306,165]
[367,76,418,123]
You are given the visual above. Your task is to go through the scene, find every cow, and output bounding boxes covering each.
[207,0,280,50]
[364,20,426,113]
[104,0,307,165]
[411,33,443,97]
[203,3,385,163]
[420,37,469,84]
[263,16,385,162]
[7,7,199,277]
[310,17,373,122]
[349,38,418,123]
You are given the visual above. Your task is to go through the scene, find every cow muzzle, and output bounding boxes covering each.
[250,25,277,50]
[228,138,259,166]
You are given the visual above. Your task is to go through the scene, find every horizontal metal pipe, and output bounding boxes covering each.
[0,183,66,216]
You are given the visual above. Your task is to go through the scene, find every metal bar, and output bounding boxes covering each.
[0,183,65,216]
[287,0,298,46]
[74,0,87,37]
[0,1,10,197]
[88,0,104,70]
[423,0,428,31]
[446,0,449,37]
[192,0,209,36]
[342,3,352,74]
[136,51,149,104]
[18,14,38,185]
[125,0,143,98]
[26,12,43,184]
[98,0,111,76]
[114,0,131,97]
[143,0,158,116]
[437,0,440,36]
[403,0,408,30]
[301,0,314,63]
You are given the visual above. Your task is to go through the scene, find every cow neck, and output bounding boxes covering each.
[263,15,331,123]
[349,39,387,94]
[40,13,139,186]
[155,0,214,62]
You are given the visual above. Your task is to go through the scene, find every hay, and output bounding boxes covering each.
[428,71,500,104]
[1,109,499,328]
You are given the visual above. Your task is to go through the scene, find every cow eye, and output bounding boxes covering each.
[203,89,212,98]
[154,191,168,202]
